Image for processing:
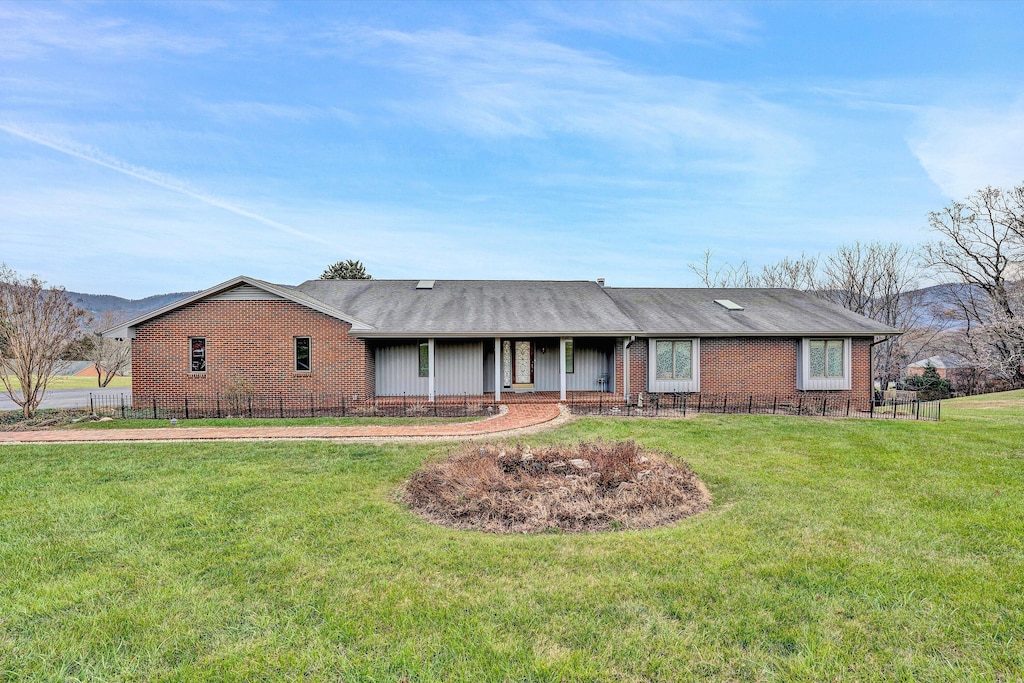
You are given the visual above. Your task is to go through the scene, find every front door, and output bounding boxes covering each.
[513,340,534,387]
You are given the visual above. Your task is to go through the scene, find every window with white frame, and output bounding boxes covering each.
[809,339,844,379]
[655,339,693,380]
[648,338,700,393]
[799,337,851,390]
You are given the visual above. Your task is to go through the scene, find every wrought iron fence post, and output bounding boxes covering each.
[682,394,687,417]
[120,394,125,419]
[938,401,941,421]
[153,397,157,420]
[89,393,94,414]
[310,394,315,418]
[893,398,898,419]
[722,395,727,414]
[248,395,253,418]
[821,396,827,417]
[797,395,803,415]
[915,400,920,420]
[846,398,850,417]
[184,396,189,420]
[697,393,702,413]
[773,394,777,414]
[216,394,221,419]
[748,395,753,413]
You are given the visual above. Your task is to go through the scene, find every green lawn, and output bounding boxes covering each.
[2,374,132,391]
[66,415,482,429]
[1,392,1021,681]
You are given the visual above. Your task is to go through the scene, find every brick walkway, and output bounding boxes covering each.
[0,403,563,445]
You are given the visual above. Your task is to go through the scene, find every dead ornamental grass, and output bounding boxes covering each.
[403,440,711,533]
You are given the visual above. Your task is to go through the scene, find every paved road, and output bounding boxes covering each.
[0,387,131,411]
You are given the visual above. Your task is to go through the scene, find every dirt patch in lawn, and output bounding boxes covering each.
[403,440,710,533]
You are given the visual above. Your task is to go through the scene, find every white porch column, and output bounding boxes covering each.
[494,337,502,402]
[428,338,436,402]
[559,337,567,401]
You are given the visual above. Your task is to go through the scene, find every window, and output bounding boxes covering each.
[809,339,844,378]
[655,340,692,380]
[295,337,311,372]
[190,337,206,372]
[564,338,574,373]
[418,341,429,378]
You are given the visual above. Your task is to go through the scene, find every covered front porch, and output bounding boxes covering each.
[372,337,618,401]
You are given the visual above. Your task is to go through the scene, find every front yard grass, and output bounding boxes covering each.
[0,391,1021,681]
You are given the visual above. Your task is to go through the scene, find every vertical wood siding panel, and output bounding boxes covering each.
[436,341,484,395]
[375,344,429,396]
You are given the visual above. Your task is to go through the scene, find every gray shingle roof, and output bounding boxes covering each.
[295,280,642,336]
[294,280,898,337]
[106,276,900,339]
[604,287,898,335]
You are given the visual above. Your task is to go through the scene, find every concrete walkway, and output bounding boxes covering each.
[0,403,564,445]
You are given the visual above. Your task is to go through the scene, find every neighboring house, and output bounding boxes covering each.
[905,354,969,380]
[103,276,898,408]
[906,354,986,392]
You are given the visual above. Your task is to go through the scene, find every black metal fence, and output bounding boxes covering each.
[84,390,940,422]
[568,391,941,421]
[87,392,495,420]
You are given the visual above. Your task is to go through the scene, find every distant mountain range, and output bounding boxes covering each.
[67,290,198,323]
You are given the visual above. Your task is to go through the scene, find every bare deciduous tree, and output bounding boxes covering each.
[686,250,756,287]
[89,311,132,387]
[689,242,930,386]
[0,265,86,417]
[923,183,1024,383]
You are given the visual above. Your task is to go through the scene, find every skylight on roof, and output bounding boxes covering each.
[416,280,435,289]
[714,299,744,311]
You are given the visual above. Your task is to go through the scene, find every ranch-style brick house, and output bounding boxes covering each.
[104,276,898,407]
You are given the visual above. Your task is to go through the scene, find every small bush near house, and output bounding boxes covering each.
[403,440,710,533]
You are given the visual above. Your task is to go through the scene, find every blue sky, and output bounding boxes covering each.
[2,1,1024,297]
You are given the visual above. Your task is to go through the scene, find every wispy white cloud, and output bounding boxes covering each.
[530,0,759,43]
[0,4,220,60]
[0,121,328,245]
[333,26,807,178]
[908,101,1024,197]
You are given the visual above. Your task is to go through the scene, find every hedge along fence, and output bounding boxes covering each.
[83,390,939,422]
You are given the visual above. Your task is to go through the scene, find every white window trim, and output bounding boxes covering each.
[798,337,852,390]
[647,338,700,393]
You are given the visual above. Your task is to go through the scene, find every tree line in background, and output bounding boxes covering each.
[689,182,1024,391]
[3,184,1022,417]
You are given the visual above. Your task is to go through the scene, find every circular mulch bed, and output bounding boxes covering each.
[402,440,711,533]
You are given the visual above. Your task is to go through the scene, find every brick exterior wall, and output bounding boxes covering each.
[627,336,874,408]
[131,300,372,406]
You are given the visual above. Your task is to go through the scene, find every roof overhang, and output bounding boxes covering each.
[101,275,375,339]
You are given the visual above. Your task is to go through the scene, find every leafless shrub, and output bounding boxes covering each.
[403,441,711,533]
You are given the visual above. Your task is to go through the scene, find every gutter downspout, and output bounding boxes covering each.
[623,336,636,404]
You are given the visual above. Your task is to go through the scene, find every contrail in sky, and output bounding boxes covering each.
[0,121,329,245]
